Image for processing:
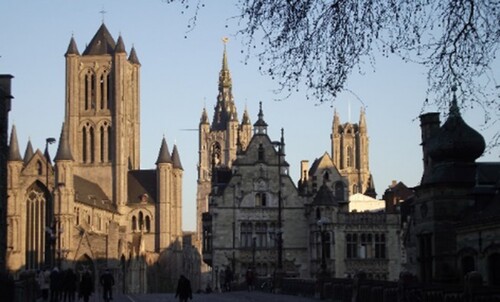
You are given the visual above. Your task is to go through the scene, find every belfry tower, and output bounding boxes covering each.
[331,107,376,197]
[64,24,141,212]
[196,41,252,246]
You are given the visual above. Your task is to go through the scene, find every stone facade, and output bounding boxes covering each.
[6,24,184,292]
[199,50,403,282]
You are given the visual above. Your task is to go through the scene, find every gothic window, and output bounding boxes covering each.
[346,146,353,168]
[99,73,106,110]
[106,73,111,109]
[256,223,267,248]
[240,222,253,248]
[25,185,47,270]
[82,127,87,162]
[145,216,151,232]
[100,126,105,163]
[107,126,112,161]
[211,143,222,166]
[346,233,358,258]
[323,171,330,181]
[203,226,212,253]
[89,127,95,163]
[258,144,264,161]
[139,211,144,230]
[37,160,43,175]
[83,70,96,111]
[335,182,344,200]
[375,233,386,259]
[132,216,137,232]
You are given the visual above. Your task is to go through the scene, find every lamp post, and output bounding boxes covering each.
[317,218,330,300]
[44,137,56,268]
[272,128,285,291]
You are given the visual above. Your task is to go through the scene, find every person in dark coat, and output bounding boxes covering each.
[79,269,93,302]
[50,267,61,302]
[175,275,193,302]
[63,268,77,302]
[100,268,115,301]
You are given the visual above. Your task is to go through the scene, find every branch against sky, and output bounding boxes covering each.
[163,0,500,150]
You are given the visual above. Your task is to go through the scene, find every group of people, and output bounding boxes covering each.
[36,267,115,302]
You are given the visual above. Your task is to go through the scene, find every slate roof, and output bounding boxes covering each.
[82,23,116,56]
[74,175,115,212]
[127,170,157,204]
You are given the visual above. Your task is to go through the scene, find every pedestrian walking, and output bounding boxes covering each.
[245,268,255,291]
[78,268,93,302]
[100,268,115,302]
[62,268,77,302]
[50,267,61,302]
[175,275,192,302]
[37,268,50,302]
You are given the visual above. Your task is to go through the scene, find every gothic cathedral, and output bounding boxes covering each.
[6,24,183,292]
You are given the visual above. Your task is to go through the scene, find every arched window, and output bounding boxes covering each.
[99,74,106,110]
[346,146,353,168]
[323,171,330,181]
[255,193,267,207]
[25,184,48,270]
[89,127,95,163]
[132,216,137,232]
[145,216,151,232]
[211,143,222,166]
[107,126,112,162]
[37,160,43,175]
[139,211,144,230]
[100,126,105,163]
[82,127,87,163]
[106,73,111,109]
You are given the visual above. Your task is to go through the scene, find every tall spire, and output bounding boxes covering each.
[253,101,268,134]
[212,37,237,130]
[54,123,74,161]
[8,125,22,161]
[128,46,141,65]
[23,139,34,164]
[171,145,183,170]
[359,107,367,132]
[65,36,80,56]
[156,137,172,164]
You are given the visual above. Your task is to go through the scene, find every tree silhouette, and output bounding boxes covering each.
[165,0,499,149]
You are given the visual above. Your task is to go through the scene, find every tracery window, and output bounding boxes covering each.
[240,222,253,248]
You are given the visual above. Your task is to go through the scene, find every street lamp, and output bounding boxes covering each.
[44,137,56,268]
[316,218,330,299]
[272,128,285,291]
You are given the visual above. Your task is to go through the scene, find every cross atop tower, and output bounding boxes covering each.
[99,8,107,23]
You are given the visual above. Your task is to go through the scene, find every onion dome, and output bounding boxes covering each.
[427,87,485,163]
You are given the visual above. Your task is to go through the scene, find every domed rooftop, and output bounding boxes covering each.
[427,87,485,163]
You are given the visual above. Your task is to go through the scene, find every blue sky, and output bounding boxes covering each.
[2,1,498,231]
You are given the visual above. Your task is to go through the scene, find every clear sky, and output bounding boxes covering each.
[2,1,498,232]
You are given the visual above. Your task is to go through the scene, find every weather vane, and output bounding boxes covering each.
[222,37,229,45]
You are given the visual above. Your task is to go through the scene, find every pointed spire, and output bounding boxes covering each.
[241,108,251,125]
[156,137,172,164]
[128,46,141,65]
[65,36,80,56]
[254,101,268,126]
[280,127,286,156]
[359,107,367,131]
[115,35,126,53]
[23,139,34,164]
[449,85,460,118]
[8,125,22,161]
[333,109,340,129]
[212,39,237,130]
[200,107,209,124]
[83,23,116,56]
[171,145,183,170]
[54,123,74,161]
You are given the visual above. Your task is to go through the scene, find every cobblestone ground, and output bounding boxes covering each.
[80,290,319,302]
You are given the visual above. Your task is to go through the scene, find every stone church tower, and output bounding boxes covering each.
[6,23,184,293]
[196,43,252,246]
[331,108,376,197]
